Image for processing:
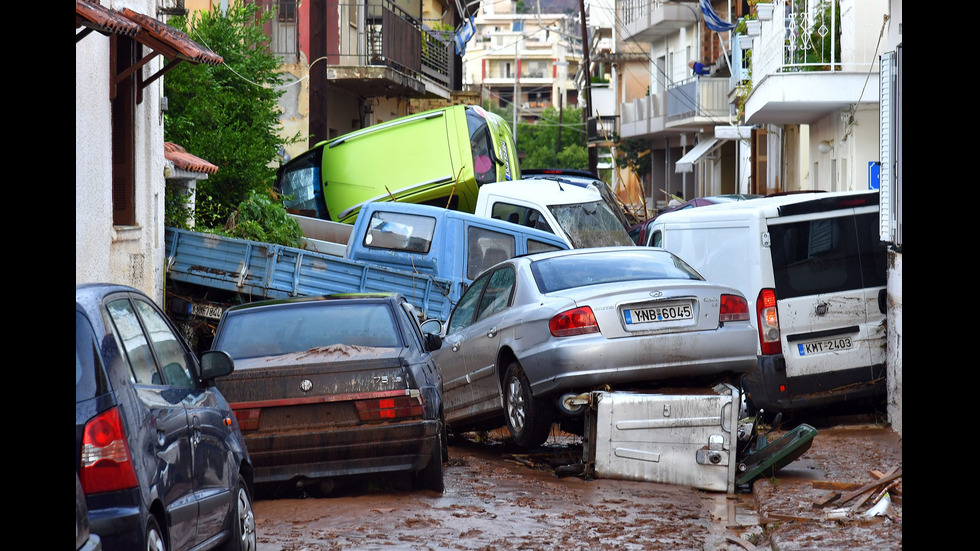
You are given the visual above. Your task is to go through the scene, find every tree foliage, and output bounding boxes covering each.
[516,107,588,171]
[164,1,296,230]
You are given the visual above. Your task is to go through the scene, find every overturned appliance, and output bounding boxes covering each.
[580,384,816,493]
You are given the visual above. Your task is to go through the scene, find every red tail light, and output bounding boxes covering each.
[719,294,749,322]
[549,306,599,337]
[756,288,781,355]
[79,407,138,494]
[356,394,424,422]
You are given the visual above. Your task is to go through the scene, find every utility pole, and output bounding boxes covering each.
[578,0,596,175]
[309,0,327,147]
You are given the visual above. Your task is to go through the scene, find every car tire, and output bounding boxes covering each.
[220,475,257,551]
[414,434,445,493]
[503,362,552,448]
[146,515,166,551]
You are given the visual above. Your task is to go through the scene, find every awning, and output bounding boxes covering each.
[76,0,222,92]
[675,138,723,173]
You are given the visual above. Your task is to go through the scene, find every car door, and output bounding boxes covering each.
[129,298,235,544]
[463,266,516,414]
[104,294,198,550]
[767,209,888,387]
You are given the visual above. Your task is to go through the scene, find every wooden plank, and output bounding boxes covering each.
[838,468,902,505]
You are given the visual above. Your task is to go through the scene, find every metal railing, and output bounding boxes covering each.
[666,77,731,122]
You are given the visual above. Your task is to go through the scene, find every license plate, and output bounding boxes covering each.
[623,303,693,324]
[797,337,852,355]
[191,302,224,320]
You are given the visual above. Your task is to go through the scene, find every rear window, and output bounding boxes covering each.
[215,302,402,360]
[768,211,886,299]
[531,250,702,293]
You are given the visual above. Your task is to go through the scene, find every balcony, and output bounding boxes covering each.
[740,0,880,125]
[620,0,698,43]
[619,75,730,139]
[325,1,452,98]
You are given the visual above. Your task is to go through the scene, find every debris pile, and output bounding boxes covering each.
[813,465,902,521]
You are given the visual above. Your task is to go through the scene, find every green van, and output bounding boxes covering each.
[276,105,519,224]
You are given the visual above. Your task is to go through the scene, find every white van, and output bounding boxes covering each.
[475,180,635,248]
[647,191,888,414]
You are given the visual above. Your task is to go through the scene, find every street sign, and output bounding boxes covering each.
[868,161,880,190]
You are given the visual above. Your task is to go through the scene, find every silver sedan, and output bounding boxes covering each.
[427,247,758,447]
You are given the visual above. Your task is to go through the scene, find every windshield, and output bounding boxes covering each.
[216,303,401,360]
[549,200,636,247]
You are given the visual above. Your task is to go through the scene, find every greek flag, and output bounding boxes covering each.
[700,0,736,32]
[453,16,476,56]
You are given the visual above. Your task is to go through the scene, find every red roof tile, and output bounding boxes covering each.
[165,143,219,176]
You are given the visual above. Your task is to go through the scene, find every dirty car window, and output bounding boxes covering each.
[216,303,401,360]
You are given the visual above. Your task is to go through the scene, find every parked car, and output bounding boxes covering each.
[75,283,255,551]
[422,247,758,447]
[520,168,638,230]
[630,194,762,245]
[210,293,446,494]
[76,473,102,551]
[646,191,888,413]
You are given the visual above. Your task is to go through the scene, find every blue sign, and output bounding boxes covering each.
[868,162,880,190]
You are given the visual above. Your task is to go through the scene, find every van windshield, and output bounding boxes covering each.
[549,200,636,248]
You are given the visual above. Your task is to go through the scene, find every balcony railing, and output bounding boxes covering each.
[620,0,698,42]
[666,77,731,123]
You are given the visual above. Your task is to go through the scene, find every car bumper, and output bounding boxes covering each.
[245,419,440,484]
[741,355,888,413]
[87,500,142,551]
[519,325,758,397]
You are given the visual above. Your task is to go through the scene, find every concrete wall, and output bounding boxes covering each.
[76,0,167,304]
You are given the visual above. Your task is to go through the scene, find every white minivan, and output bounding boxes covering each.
[647,191,888,414]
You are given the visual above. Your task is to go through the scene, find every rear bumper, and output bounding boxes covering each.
[246,419,440,484]
[88,502,142,550]
[741,355,887,413]
[521,325,758,396]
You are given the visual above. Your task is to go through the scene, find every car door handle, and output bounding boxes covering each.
[451,340,460,352]
[192,416,201,446]
[486,327,497,338]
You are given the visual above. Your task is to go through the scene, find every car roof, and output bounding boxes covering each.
[480,179,603,206]
[654,190,879,222]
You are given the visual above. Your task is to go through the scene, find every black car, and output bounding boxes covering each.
[76,284,255,551]
[210,293,446,494]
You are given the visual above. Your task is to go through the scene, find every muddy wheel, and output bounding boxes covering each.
[503,362,552,448]
[146,515,166,551]
[220,475,256,551]
[414,434,445,493]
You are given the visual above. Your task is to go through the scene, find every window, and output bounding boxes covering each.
[490,202,552,233]
[277,0,296,22]
[106,296,196,387]
[476,267,515,321]
[363,210,436,253]
[278,147,326,218]
[466,227,516,280]
[111,35,137,226]
[133,299,195,387]
[448,272,490,334]
[527,239,562,254]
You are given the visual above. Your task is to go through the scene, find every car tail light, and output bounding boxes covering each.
[355,394,424,422]
[79,406,138,495]
[233,408,261,431]
[756,288,781,355]
[549,306,599,337]
[719,294,749,322]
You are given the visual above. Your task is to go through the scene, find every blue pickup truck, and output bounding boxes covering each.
[164,202,568,350]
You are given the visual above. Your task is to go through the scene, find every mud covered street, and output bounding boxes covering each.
[251,419,902,551]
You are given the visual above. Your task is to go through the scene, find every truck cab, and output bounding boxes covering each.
[475,180,635,248]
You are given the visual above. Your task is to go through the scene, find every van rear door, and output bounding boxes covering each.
[766,205,887,395]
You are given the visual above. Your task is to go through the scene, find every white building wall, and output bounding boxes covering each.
[76,0,168,304]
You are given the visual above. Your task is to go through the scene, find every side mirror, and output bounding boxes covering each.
[420,318,443,335]
[201,350,235,381]
[424,332,443,352]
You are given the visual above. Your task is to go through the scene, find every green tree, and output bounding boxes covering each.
[517,107,589,170]
[165,1,295,230]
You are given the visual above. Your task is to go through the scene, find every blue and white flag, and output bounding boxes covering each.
[453,16,476,56]
[700,0,736,32]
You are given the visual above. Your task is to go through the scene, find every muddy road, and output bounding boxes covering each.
[252,420,902,551]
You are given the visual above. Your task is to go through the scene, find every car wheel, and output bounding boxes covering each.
[414,434,445,493]
[146,515,166,551]
[220,476,256,551]
[503,362,552,448]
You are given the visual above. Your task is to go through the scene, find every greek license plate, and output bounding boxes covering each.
[191,302,224,320]
[623,303,693,324]
[797,337,852,355]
